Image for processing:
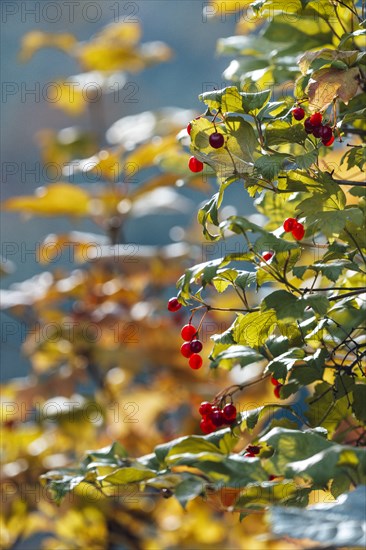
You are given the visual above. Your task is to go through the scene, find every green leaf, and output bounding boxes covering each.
[341,145,366,171]
[210,345,264,370]
[339,29,366,48]
[295,148,318,170]
[266,348,305,378]
[254,153,289,179]
[241,89,272,115]
[199,86,243,113]
[235,481,310,510]
[233,311,277,347]
[155,435,223,464]
[265,120,306,146]
[174,475,205,508]
[352,385,366,422]
[101,466,156,485]
[305,382,350,435]
[303,294,330,316]
[197,193,221,241]
[262,291,303,321]
[177,257,227,300]
[260,427,331,475]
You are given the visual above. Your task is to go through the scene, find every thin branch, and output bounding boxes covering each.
[333,179,366,187]
[300,286,365,292]
[329,289,366,301]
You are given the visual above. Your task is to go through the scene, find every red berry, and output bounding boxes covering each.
[245,452,256,458]
[188,156,204,173]
[200,418,214,434]
[222,403,237,422]
[283,217,296,232]
[292,107,305,121]
[210,409,225,427]
[187,122,192,135]
[189,354,203,370]
[322,135,335,147]
[181,324,197,341]
[209,132,225,149]
[199,401,213,416]
[270,376,280,386]
[167,297,181,312]
[274,384,283,398]
[268,474,277,481]
[292,222,305,241]
[309,112,322,126]
[262,251,273,262]
[312,125,322,138]
[180,342,193,358]
[304,117,314,134]
[190,339,203,353]
[246,445,260,455]
[319,125,333,142]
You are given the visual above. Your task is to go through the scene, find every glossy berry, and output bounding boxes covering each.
[262,251,273,262]
[181,324,197,341]
[274,384,283,398]
[319,125,333,142]
[187,122,192,136]
[210,409,225,427]
[222,403,237,423]
[189,353,203,370]
[209,132,225,149]
[246,445,260,455]
[309,112,322,126]
[188,156,204,173]
[167,297,181,312]
[199,401,213,416]
[283,217,296,232]
[304,117,314,134]
[292,107,305,121]
[180,342,193,358]
[190,339,203,353]
[271,376,280,386]
[200,418,214,434]
[322,135,335,147]
[312,125,322,138]
[292,222,305,241]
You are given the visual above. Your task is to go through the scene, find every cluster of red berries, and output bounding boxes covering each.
[181,324,203,370]
[305,113,335,146]
[271,376,283,398]
[167,298,204,370]
[292,107,334,147]
[199,401,237,433]
[283,217,305,241]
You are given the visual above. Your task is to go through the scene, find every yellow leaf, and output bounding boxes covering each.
[78,43,145,72]
[125,136,177,169]
[50,81,86,115]
[204,0,252,17]
[94,20,141,46]
[76,21,172,72]
[19,31,77,62]
[2,183,91,217]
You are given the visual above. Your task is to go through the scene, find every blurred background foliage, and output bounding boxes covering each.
[0,2,290,549]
